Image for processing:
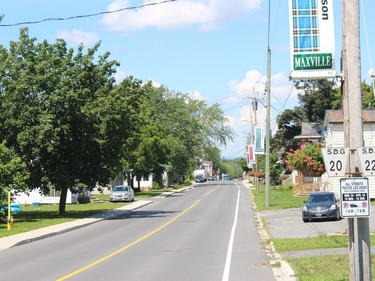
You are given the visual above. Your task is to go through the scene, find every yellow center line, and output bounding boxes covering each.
[56,199,201,281]
[205,185,220,196]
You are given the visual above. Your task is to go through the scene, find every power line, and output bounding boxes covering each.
[0,0,179,27]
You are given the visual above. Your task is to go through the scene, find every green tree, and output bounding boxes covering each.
[296,79,338,122]
[0,142,29,206]
[124,82,233,187]
[273,108,304,151]
[0,29,132,214]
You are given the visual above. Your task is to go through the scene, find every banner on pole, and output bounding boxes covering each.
[288,0,336,80]
[247,145,256,165]
[255,126,265,154]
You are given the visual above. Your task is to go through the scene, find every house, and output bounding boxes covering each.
[324,109,375,198]
[13,188,73,205]
[291,122,327,195]
[294,122,324,148]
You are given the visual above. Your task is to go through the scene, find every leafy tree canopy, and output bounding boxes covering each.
[0,142,29,206]
[0,28,127,214]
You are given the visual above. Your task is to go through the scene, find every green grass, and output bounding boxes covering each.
[286,254,375,281]
[272,235,349,252]
[0,191,167,237]
[273,235,375,253]
[0,197,127,237]
[251,184,307,211]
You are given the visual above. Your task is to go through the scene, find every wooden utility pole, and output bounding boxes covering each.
[265,47,271,208]
[342,1,372,279]
[252,88,259,193]
[265,0,271,208]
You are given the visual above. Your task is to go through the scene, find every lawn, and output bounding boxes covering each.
[0,191,165,237]
[286,255,375,281]
[251,183,307,211]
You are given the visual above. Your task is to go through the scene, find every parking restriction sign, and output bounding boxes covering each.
[340,178,370,218]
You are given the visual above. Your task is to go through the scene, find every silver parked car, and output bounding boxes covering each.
[109,185,135,202]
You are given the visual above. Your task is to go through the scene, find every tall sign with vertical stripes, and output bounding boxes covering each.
[247,144,256,165]
[255,126,265,154]
[288,0,336,80]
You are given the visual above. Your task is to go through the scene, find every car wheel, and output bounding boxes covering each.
[303,218,309,223]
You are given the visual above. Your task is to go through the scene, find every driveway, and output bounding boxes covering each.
[259,208,375,239]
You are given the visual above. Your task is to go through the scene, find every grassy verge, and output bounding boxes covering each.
[0,190,168,237]
[286,255,375,281]
[251,183,307,211]
[250,181,375,280]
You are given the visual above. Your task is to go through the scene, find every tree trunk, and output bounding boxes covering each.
[58,186,68,215]
[130,173,134,189]
[136,173,141,192]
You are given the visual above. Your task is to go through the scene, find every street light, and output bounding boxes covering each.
[369,68,375,97]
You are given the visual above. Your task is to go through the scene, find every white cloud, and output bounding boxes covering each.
[227,69,299,109]
[224,69,300,140]
[56,29,100,46]
[100,0,262,32]
[227,70,266,103]
[114,68,127,84]
[188,90,206,101]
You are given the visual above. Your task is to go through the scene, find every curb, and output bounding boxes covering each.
[0,200,153,251]
[246,181,297,281]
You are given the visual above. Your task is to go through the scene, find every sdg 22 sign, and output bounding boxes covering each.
[357,147,375,176]
[322,148,349,177]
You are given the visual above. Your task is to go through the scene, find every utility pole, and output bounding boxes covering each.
[265,47,271,208]
[342,1,371,280]
[252,88,259,193]
[265,0,271,208]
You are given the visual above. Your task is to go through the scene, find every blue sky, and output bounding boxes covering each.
[0,0,374,159]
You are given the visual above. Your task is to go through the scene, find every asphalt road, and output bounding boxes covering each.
[0,181,277,281]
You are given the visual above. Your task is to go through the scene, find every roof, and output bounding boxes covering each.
[324,109,375,126]
[294,122,323,139]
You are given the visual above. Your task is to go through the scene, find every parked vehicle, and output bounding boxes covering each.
[195,175,206,183]
[302,192,341,222]
[109,185,135,202]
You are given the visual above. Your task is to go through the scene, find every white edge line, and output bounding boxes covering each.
[222,184,241,281]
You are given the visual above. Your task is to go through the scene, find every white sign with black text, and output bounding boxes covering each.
[357,147,375,176]
[340,177,370,218]
[322,148,349,177]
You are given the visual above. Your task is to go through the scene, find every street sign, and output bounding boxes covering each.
[357,147,375,176]
[322,148,349,177]
[340,177,370,218]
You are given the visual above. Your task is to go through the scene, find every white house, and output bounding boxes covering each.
[324,109,375,198]
[13,188,73,205]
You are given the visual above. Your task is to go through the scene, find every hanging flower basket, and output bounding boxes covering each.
[285,143,325,176]
[301,168,324,177]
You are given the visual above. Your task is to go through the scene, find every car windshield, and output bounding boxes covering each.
[308,194,334,203]
[113,186,129,192]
